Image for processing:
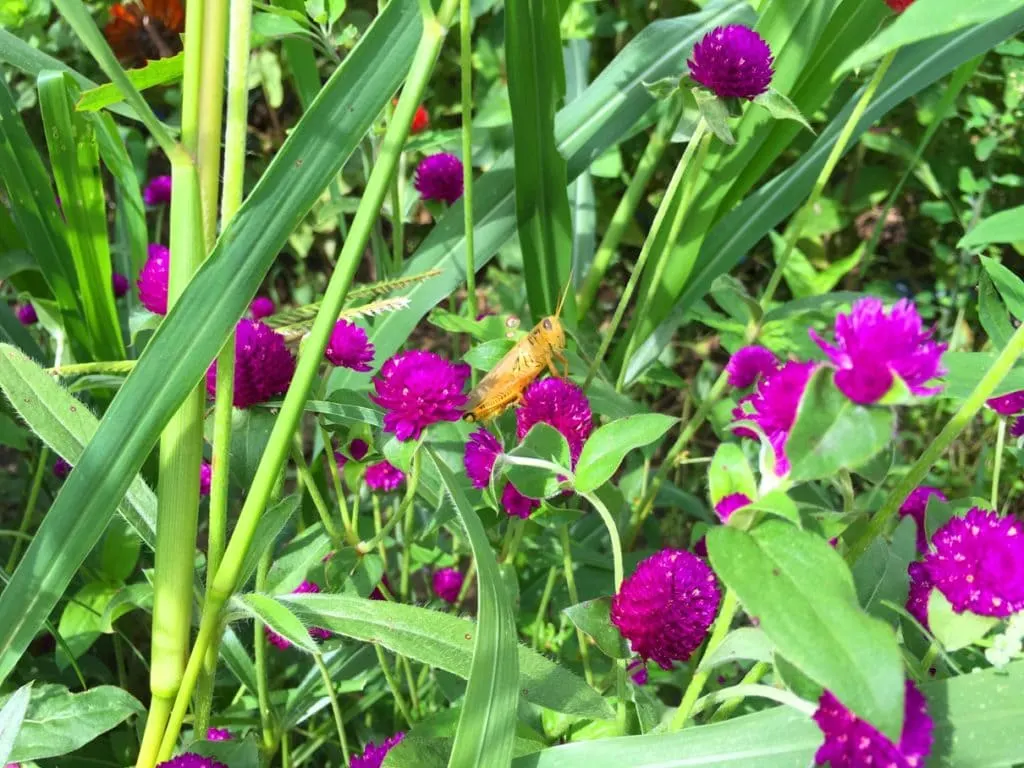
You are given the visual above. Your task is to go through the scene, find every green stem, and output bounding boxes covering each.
[400,655,420,714]
[375,645,414,727]
[359,451,420,554]
[313,652,351,763]
[254,552,276,754]
[848,322,1024,561]
[291,437,341,543]
[668,588,739,731]
[708,660,769,722]
[692,683,816,720]
[6,445,48,572]
[460,0,476,319]
[992,417,1006,511]
[584,119,708,389]
[532,566,558,650]
[559,524,593,685]
[578,99,681,317]
[320,425,354,542]
[391,152,406,274]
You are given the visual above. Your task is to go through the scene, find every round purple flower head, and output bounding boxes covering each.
[415,153,464,204]
[370,350,470,441]
[352,732,405,768]
[517,378,593,466]
[156,755,227,768]
[809,297,947,405]
[906,561,933,629]
[249,296,275,320]
[206,727,232,741]
[432,567,464,604]
[266,581,330,649]
[138,244,170,315]
[54,457,72,480]
[112,273,130,298]
[923,507,1024,617]
[726,345,778,388]
[502,482,540,520]
[199,461,212,497]
[898,486,946,553]
[732,360,816,475]
[325,319,374,372]
[715,492,751,523]
[143,174,173,206]
[688,25,774,101]
[15,303,37,326]
[813,680,933,768]
[627,658,648,686]
[610,548,721,669]
[365,460,405,492]
[206,319,296,409]
[1013,416,1024,439]
[987,390,1024,416]
[464,428,501,489]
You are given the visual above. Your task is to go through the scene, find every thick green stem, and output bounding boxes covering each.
[559,524,593,685]
[460,0,476,319]
[314,653,351,763]
[6,445,48,572]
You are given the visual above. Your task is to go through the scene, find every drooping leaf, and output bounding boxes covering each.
[563,597,629,659]
[235,593,321,654]
[75,53,185,111]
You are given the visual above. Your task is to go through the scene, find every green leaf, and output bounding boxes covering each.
[0,683,31,765]
[236,593,321,654]
[753,88,814,132]
[237,496,302,591]
[506,423,572,499]
[284,593,613,719]
[189,735,261,768]
[785,367,896,483]
[298,391,385,428]
[57,582,120,664]
[643,76,680,100]
[573,413,677,493]
[707,442,757,508]
[563,597,629,659]
[961,204,1024,249]
[927,590,999,652]
[253,9,312,38]
[6,683,142,762]
[697,627,773,671]
[980,255,1024,320]
[979,273,1015,350]
[708,522,905,740]
[75,53,185,112]
[464,338,515,372]
[941,352,1024,399]
[693,88,734,144]
[851,517,916,623]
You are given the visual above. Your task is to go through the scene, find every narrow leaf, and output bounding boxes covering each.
[0,683,31,764]
[75,53,185,111]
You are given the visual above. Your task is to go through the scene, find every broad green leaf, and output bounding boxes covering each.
[235,593,321,654]
[940,352,1024,399]
[851,517,916,623]
[506,423,572,499]
[979,255,1024,320]
[463,338,515,372]
[785,367,896,483]
[573,413,677,493]
[563,597,629,659]
[753,88,813,132]
[960,204,1024,249]
[75,53,185,111]
[283,594,613,719]
[693,88,735,144]
[708,522,905,739]
[5,683,142,762]
[697,627,773,671]
[978,273,1015,350]
[928,590,999,652]
[57,581,120,663]
[0,683,31,765]
[707,442,757,508]
[565,39,597,281]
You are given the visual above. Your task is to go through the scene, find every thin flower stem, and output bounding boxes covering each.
[708,660,769,722]
[668,588,739,731]
[992,417,1006,511]
[849,322,1024,561]
[281,729,292,768]
[313,652,351,763]
[320,424,354,542]
[559,524,594,686]
[454,560,477,611]
[359,452,420,554]
[399,451,422,601]
[532,566,559,650]
[291,437,341,543]
[6,445,48,572]
[460,0,476,320]
[693,683,816,720]
[400,655,420,714]
[500,455,573,480]
[254,552,276,754]
[375,645,414,727]
[391,151,406,274]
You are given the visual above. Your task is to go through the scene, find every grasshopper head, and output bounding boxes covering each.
[540,316,565,350]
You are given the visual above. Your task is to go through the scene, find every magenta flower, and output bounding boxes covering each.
[265,581,330,649]
[610,548,721,669]
[112,272,130,298]
[350,438,369,461]
[809,298,947,405]
[725,346,778,388]
[138,244,170,315]
[884,0,915,11]
[813,681,933,768]
[206,319,296,409]
[987,390,1024,416]
[502,483,540,520]
[199,461,212,497]
[627,658,649,686]
[432,567,464,603]
[906,561,932,629]
[54,457,72,480]
[156,755,226,768]
[517,378,593,465]
[688,25,774,101]
[206,728,232,741]
[370,573,393,601]
[415,153,464,204]
[325,320,374,372]
[1013,417,1024,438]
[249,296,275,320]
[898,486,946,553]
[143,174,172,206]
[365,460,405,492]
[923,507,1024,617]
[731,360,816,475]
[351,732,405,768]
[714,492,751,523]
[370,350,470,441]
[15,303,37,325]
[464,428,502,489]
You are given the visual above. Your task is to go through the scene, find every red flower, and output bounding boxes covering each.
[104,0,184,64]
[883,0,915,12]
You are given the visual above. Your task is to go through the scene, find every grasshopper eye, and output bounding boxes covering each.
[542,318,553,331]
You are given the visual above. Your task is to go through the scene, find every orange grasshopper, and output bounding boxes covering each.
[463,280,572,423]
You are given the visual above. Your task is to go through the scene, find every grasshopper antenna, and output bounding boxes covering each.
[555,269,574,319]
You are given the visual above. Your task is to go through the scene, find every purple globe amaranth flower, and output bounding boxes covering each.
[885,0,915,11]
[610,548,720,669]
[726,345,778,388]
[156,755,227,768]
[365,460,405,492]
[688,25,774,101]
[906,561,933,629]
[432,567,464,603]
[1013,416,1024,439]
[813,681,933,768]
[112,272,130,298]
[143,174,172,206]
[206,319,296,409]
[351,732,405,768]
[732,360,816,475]
[464,428,502,489]
[370,350,470,441]
[502,482,540,520]
[627,658,649,686]
[715,492,751,523]
[54,457,72,480]
[138,244,170,315]
[809,297,947,405]
[350,438,369,461]
[415,153,464,204]
[325,319,374,372]
[987,390,1024,416]
[199,461,212,497]
[923,507,1024,617]
[15,303,37,325]
[206,727,232,741]
[266,581,330,649]
[899,486,947,553]
[517,378,593,466]
[249,296,275,320]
